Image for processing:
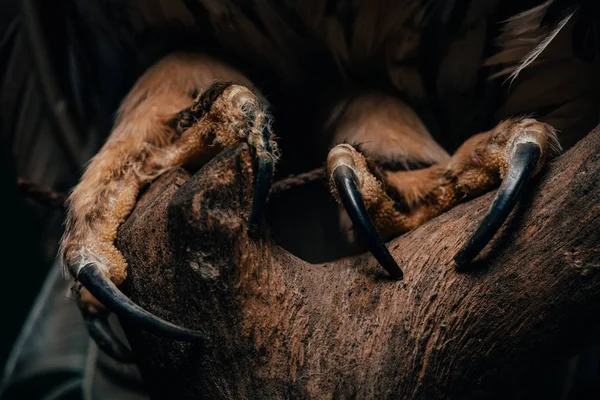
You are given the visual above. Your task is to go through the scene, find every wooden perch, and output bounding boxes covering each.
[116,126,600,399]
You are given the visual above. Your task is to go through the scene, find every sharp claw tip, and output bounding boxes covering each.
[453,257,469,271]
[246,219,260,233]
[453,246,476,269]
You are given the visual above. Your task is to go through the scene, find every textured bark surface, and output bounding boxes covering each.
[116,127,600,399]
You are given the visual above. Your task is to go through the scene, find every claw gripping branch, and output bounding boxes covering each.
[332,165,404,279]
[454,142,542,268]
[80,303,134,363]
[242,101,278,229]
[78,264,206,341]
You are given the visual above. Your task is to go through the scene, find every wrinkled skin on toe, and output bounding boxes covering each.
[60,53,278,347]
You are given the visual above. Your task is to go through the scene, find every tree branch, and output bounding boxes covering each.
[116,126,600,399]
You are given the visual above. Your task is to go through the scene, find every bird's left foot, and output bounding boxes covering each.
[327,118,560,277]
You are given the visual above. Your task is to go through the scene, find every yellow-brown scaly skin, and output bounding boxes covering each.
[60,53,270,285]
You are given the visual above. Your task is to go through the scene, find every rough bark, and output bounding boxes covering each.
[116,126,600,399]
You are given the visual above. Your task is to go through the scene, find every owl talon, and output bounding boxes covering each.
[80,302,134,363]
[454,141,542,268]
[332,164,403,279]
[327,111,557,277]
[242,102,276,229]
[328,144,403,279]
[61,56,279,342]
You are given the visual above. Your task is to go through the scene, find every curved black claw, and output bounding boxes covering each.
[248,125,275,229]
[80,307,134,363]
[333,165,403,280]
[454,142,541,268]
[77,263,205,342]
[244,104,276,230]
